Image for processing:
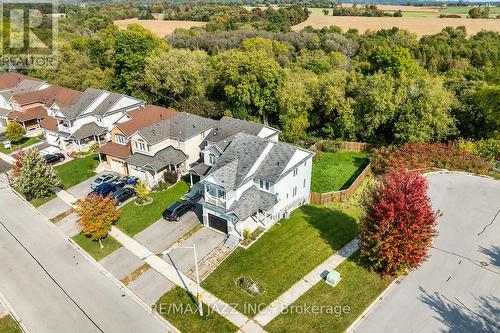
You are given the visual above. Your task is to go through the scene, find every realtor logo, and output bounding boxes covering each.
[1,0,57,68]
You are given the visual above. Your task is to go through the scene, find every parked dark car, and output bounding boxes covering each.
[112,187,136,204]
[88,181,125,198]
[162,200,194,221]
[44,153,65,164]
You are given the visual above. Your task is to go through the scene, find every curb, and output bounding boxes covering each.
[0,291,30,333]
[345,276,402,333]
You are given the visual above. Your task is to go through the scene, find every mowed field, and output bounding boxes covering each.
[293,16,500,37]
[114,18,205,37]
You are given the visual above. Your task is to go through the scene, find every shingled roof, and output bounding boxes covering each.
[59,88,104,119]
[117,105,177,137]
[126,146,187,172]
[11,85,81,108]
[69,122,107,141]
[229,185,277,220]
[0,73,43,90]
[91,93,122,116]
[137,112,217,144]
[0,80,45,100]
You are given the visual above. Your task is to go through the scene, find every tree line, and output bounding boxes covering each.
[25,4,499,147]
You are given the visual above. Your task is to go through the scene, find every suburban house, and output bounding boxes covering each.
[0,73,47,129]
[7,85,81,131]
[194,132,314,240]
[41,87,144,152]
[96,105,178,175]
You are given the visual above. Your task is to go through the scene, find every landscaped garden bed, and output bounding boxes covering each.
[202,204,358,315]
[155,287,237,333]
[116,180,189,236]
[265,251,392,333]
[311,151,369,193]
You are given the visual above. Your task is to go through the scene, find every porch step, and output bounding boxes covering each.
[223,234,240,249]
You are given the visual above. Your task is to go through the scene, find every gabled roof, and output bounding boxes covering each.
[8,106,47,122]
[96,142,132,159]
[126,146,187,172]
[69,122,107,141]
[0,80,45,100]
[137,112,217,144]
[59,87,104,119]
[11,85,81,108]
[91,93,123,116]
[40,116,58,132]
[0,72,43,90]
[205,116,269,145]
[205,133,269,191]
[229,185,277,220]
[204,132,314,190]
[117,105,177,137]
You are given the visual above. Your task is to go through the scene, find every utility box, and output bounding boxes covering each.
[3,141,11,150]
[325,270,341,287]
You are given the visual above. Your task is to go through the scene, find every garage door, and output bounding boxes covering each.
[208,214,228,234]
[110,158,126,174]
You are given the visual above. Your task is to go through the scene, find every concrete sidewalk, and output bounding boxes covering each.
[110,227,266,333]
[56,189,78,208]
[254,239,360,327]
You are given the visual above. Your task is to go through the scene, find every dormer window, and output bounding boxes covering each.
[258,179,270,191]
[209,154,216,165]
[135,139,149,152]
[115,134,126,145]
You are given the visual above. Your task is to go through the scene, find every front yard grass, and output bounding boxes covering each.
[72,232,122,261]
[117,180,190,236]
[202,204,358,315]
[0,136,40,154]
[265,251,392,333]
[155,287,237,333]
[0,315,22,333]
[55,154,99,189]
[311,151,369,193]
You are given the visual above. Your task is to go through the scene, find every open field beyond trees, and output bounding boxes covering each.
[114,18,206,37]
[292,16,500,37]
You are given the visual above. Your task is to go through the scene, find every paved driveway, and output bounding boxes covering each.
[0,185,171,333]
[127,268,175,306]
[165,227,225,274]
[352,173,500,333]
[67,172,119,199]
[37,197,72,220]
[99,247,145,281]
[0,159,11,172]
[134,212,200,254]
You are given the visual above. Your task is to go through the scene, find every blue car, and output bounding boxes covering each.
[88,181,125,198]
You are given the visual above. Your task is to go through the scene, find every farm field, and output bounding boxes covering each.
[114,18,205,37]
[292,16,500,37]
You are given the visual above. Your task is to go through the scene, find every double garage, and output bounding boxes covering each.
[207,213,228,234]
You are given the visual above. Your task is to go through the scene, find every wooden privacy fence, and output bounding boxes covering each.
[310,164,372,205]
[310,140,378,153]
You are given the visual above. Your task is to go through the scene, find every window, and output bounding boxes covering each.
[209,154,216,165]
[286,193,289,199]
[303,179,306,188]
[304,160,307,167]
[293,186,297,197]
[217,189,226,199]
[293,168,298,177]
[115,134,126,145]
[135,140,148,152]
[258,179,270,191]
[96,116,103,123]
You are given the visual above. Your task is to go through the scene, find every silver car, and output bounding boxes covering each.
[90,174,118,190]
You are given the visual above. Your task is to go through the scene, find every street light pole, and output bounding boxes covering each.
[162,244,203,317]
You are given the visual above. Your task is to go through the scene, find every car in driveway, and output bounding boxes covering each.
[88,181,125,198]
[163,200,194,222]
[112,187,136,205]
[91,174,119,190]
[44,153,65,164]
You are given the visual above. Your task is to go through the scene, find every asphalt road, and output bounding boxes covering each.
[352,172,500,333]
[0,184,171,333]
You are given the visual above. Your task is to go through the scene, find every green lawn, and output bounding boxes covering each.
[72,232,122,261]
[311,151,369,193]
[0,137,40,154]
[155,287,237,333]
[265,251,392,333]
[55,154,99,189]
[202,205,358,315]
[0,315,22,333]
[117,180,190,236]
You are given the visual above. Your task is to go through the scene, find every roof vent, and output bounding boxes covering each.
[160,114,164,120]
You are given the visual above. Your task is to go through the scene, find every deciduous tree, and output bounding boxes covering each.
[5,122,26,144]
[75,195,121,243]
[15,149,61,199]
[360,171,438,276]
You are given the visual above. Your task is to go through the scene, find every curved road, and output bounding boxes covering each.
[0,183,174,333]
[352,172,500,333]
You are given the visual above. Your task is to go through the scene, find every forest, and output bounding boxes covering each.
[21,3,499,147]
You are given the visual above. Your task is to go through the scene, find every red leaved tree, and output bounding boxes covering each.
[12,149,26,177]
[75,195,121,247]
[359,171,438,276]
